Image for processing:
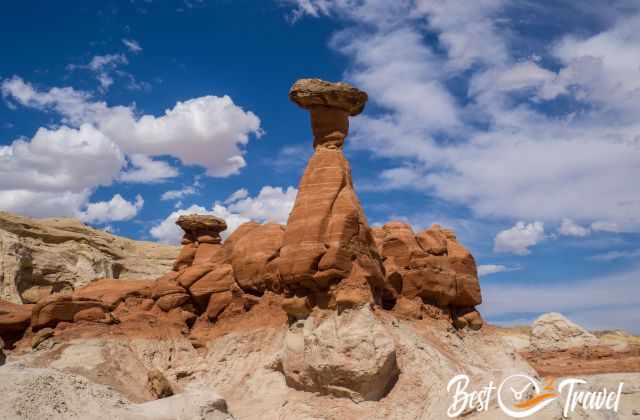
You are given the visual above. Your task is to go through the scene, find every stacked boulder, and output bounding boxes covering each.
[165,214,236,321]
[158,215,284,322]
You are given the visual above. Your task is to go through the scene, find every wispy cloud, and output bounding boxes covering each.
[285,0,640,234]
[122,38,142,53]
[161,186,198,201]
[68,53,129,91]
[588,248,640,262]
[477,264,521,276]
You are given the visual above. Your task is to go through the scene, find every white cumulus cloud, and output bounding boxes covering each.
[79,194,144,224]
[119,154,179,183]
[0,76,262,220]
[494,221,545,255]
[558,218,591,237]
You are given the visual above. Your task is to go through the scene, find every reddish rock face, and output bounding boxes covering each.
[73,278,153,309]
[0,299,33,337]
[189,264,235,308]
[31,294,110,330]
[223,222,285,293]
[375,222,482,311]
[276,148,381,290]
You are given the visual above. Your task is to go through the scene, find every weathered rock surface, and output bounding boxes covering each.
[176,214,227,245]
[289,78,368,116]
[530,312,600,352]
[146,369,174,399]
[0,362,234,420]
[0,299,33,335]
[128,384,233,420]
[0,211,178,304]
[275,148,382,292]
[280,306,399,401]
[223,222,284,293]
[373,222,482,325]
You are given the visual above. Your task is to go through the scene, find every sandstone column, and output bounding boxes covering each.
[276,79,384,303]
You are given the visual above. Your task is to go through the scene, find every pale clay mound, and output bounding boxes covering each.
[0,363,232,420]
[530,312,600,352]
[2,306,639,419]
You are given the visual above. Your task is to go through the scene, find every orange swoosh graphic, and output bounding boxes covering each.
[514,392,559,409]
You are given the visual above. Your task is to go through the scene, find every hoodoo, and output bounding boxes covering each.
[0,79,485,347]
[274,79,385,312]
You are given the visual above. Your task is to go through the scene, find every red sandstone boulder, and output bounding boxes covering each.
[73,306,111,323]
[0,299,33,335]
[31,294,110,330]
[205,291,233,321]
[156,293,191,312]
[415,228,447,256]
[375,222,482,309]
[176,263,216,289]
[192,243,225,266]
[281,295,313,319]
[173,243,197,271]
[189,264,235,308]
[224,222,284,293]
[380,221,424,268]
[74,278,153,309]
[152,272,185,299]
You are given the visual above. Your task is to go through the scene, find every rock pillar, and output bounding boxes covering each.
[275,79,384,305]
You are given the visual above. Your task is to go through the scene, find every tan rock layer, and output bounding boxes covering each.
[0,211,178,304]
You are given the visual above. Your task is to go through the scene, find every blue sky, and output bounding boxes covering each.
[1,0,639,332]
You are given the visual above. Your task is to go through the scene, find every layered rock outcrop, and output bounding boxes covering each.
[0,212,178,304]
